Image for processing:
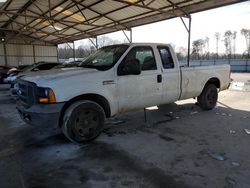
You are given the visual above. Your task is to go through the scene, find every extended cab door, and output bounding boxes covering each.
[157,46,180,104]
[117,46,162,113]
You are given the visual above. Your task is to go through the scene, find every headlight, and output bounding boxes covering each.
[37,87,56,103]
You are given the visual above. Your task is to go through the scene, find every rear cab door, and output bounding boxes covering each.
[116,44,163,113]
[156,45,180,104]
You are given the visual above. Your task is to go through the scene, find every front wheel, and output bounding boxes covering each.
[197,84,218,110]
[61,100,105,143]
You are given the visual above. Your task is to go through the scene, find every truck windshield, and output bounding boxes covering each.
[79,45,129,70]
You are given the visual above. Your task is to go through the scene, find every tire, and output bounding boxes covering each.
[61,100,105,143]
[197,84,218,110]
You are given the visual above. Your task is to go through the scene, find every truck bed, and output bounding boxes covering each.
[179,64,230,100]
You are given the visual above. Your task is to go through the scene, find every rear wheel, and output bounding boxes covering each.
[197,84,218,110]
[62,100,105,143]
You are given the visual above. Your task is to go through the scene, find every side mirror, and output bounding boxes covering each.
[118,59,141,76]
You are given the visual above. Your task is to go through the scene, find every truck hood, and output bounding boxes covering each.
[22,67,99,84]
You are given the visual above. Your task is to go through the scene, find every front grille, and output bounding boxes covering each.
[17,80,36,108]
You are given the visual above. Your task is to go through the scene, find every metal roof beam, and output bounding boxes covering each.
[19,0,75,35]
[39,0,145,42]
[114,0,178,17]
[2,0,13,11]
[3,14,70,43]
[166,0,190,17]
[2,0,36,28]
[51,0,193,43]
[29,0,76,30]
[0,10,82,24]
[73,0,129,30]
[37,0,104,41]
[0,28,55,45]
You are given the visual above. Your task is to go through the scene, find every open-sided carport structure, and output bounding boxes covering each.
[0,0,246,66]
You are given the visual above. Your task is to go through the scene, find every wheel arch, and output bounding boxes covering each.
[205,77,221,90]
[59,93,111,127]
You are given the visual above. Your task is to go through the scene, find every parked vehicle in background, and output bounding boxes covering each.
[7,62,60,94]
[8,65,30,75]
[0,64,13,84]
[16,43,231,143]
[4,65,31,84]
[53,60,82,69]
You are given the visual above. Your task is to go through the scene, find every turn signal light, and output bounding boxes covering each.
[48,89,56,103]
[37,87,56,103]
[39,97,49,103]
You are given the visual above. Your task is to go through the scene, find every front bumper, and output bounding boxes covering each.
[16,101,65,128]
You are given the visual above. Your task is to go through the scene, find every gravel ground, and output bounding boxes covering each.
[0,78,250,188]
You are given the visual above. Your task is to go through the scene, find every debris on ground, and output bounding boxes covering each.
[190,111,198,115]
[106,118,126,125]
[146,106,158,110]
[231,161,240,167]
[207,151,226,161]
[229,130,236,134]
[175,116,180,119]
[225,177,236,187]
[221,113,226,116]
[112,120,126,125]
[158,134,175,142]
[244,129,250,135]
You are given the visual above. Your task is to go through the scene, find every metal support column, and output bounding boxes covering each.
[56,44,59,63]
[73,41,76,61]
[3,43,7,65]
[180,15,192,67]
[32,45,36,63]
[89,37,98,49]
[130,29,132,43]
[187,16,191,67]
[122,29,132,43]
[96,36,98,49]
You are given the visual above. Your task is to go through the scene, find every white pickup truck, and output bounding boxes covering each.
[16,43,230,143]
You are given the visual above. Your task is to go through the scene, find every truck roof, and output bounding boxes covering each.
[117,42,171,46]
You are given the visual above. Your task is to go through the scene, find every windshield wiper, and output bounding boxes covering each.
[79,64,98,69]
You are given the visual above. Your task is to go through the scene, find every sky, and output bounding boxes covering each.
[73,1,250,54]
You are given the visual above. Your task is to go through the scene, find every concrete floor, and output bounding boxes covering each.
[0,75,250,188]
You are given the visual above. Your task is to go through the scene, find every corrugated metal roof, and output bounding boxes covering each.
[0,0,246,44]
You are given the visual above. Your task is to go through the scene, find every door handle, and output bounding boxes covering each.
[157,74,162,83]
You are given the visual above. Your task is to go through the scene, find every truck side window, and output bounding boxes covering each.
[122,46,157,71]
[158,46,174,69]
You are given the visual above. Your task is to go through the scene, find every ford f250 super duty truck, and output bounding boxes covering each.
[16,43,230,143]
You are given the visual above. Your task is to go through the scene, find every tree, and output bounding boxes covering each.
[58,44,73,59]
[223,30,234,58]
[191,39,205,59]
[176,46,187,60]
[214,32,220,59]
[241,28,250,58]
[232,31,237,58]
[75,45,93,58]
[95,36,121,48]
[204,36,210,59]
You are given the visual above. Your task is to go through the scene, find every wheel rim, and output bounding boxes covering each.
[73,109,99,138]
[206,88,217,106]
